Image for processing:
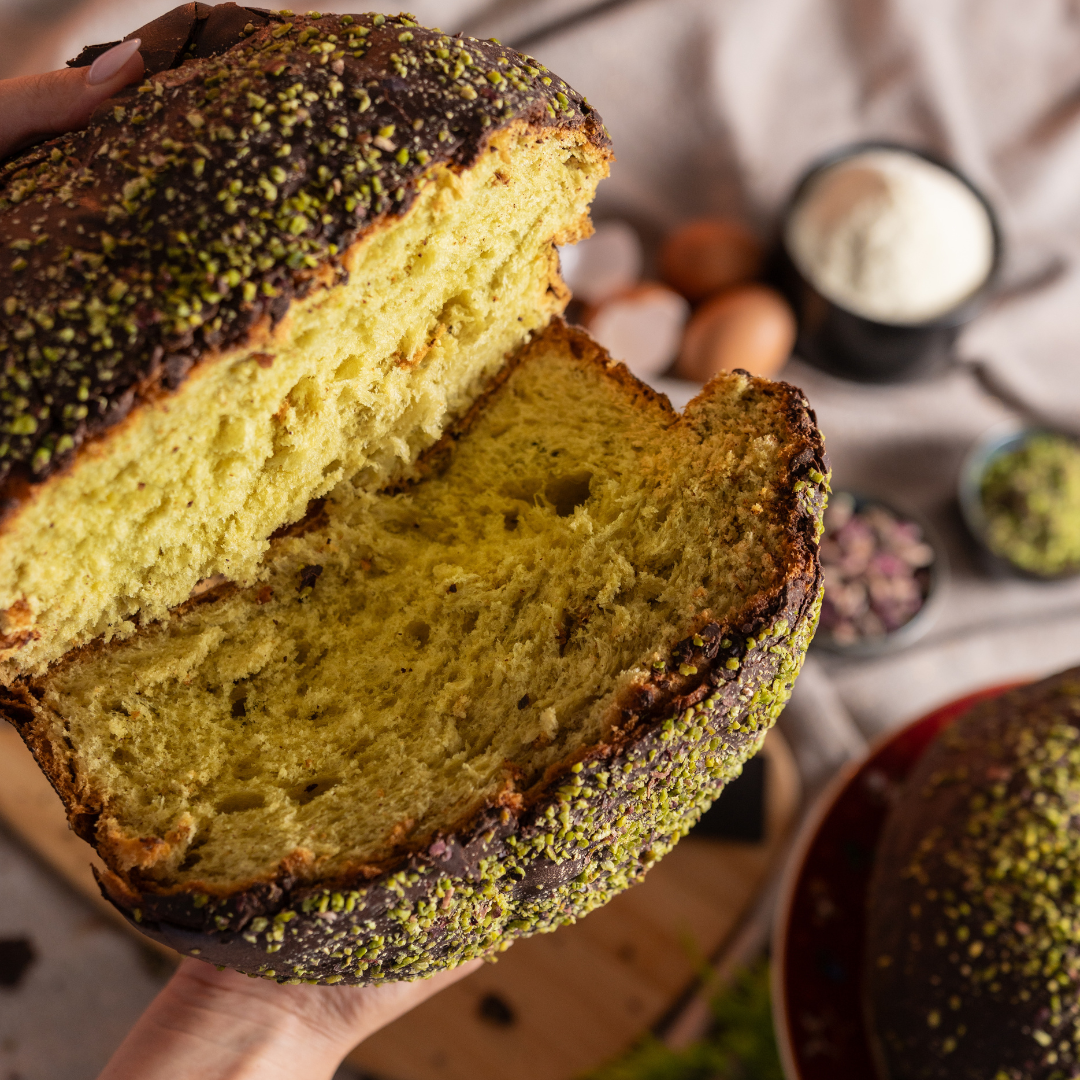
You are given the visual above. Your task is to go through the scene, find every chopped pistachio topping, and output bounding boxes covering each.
[0,12,604,482]
[980,432,1080,577]
[875,674,1080,1073]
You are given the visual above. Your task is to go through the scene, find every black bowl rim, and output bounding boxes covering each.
[780,139,1005,331]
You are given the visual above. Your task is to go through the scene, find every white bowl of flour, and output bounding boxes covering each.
[778,143,1001,381]
[786,148,996,325]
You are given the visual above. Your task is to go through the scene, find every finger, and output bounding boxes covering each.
[0,39,144,159]
[324,958,486,1040]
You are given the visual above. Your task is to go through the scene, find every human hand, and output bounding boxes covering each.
[0,38,145,159]
[99,955,483,1080]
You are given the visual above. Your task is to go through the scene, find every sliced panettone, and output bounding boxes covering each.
[0,7,609,676]
[2,323,828,984]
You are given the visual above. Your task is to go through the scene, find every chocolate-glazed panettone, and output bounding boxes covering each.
[2,324,828,985]
[0,5,610,676]
[866,670,1080,1079]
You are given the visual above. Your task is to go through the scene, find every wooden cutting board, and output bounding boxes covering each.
[0,721,798,1079]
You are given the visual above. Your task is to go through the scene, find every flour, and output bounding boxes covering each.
[785,149,995,325]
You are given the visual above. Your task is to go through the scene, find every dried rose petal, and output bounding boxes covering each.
[819,497,934,644]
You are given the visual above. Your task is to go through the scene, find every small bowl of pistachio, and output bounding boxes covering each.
[960,425,1080,579]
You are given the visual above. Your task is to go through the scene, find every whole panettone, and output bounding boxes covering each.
[3,323,828,984]
[0,5,609,677]
[866,669,1080,1079]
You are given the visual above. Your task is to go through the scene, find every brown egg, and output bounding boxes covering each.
[675,285,797,382]
[584,282,690,379]
[660,218,763,302]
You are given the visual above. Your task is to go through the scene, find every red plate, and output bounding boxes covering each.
[771,684,1023,1079]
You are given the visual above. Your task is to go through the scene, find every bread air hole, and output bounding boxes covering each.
[216,792,267,814]
[501,470,592,517]
[545,471,592,517]
[286,776,342,806]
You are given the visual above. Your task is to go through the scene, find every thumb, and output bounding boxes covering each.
[0,39,145,159]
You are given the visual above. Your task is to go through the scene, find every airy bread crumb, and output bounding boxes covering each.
[25,324,822,891]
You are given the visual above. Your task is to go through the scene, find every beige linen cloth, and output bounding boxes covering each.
[9,0,1080,744]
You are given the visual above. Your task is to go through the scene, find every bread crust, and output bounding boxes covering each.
[1,325,829,984]
[0,8,609,499]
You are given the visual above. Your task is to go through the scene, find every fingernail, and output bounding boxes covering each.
[87,38,142,86]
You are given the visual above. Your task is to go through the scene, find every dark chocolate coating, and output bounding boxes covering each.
[866,670,1080,1080]
[0,7,607,489]
[68,3,270,74]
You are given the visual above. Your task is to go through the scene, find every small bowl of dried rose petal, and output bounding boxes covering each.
[813,491,947,656]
